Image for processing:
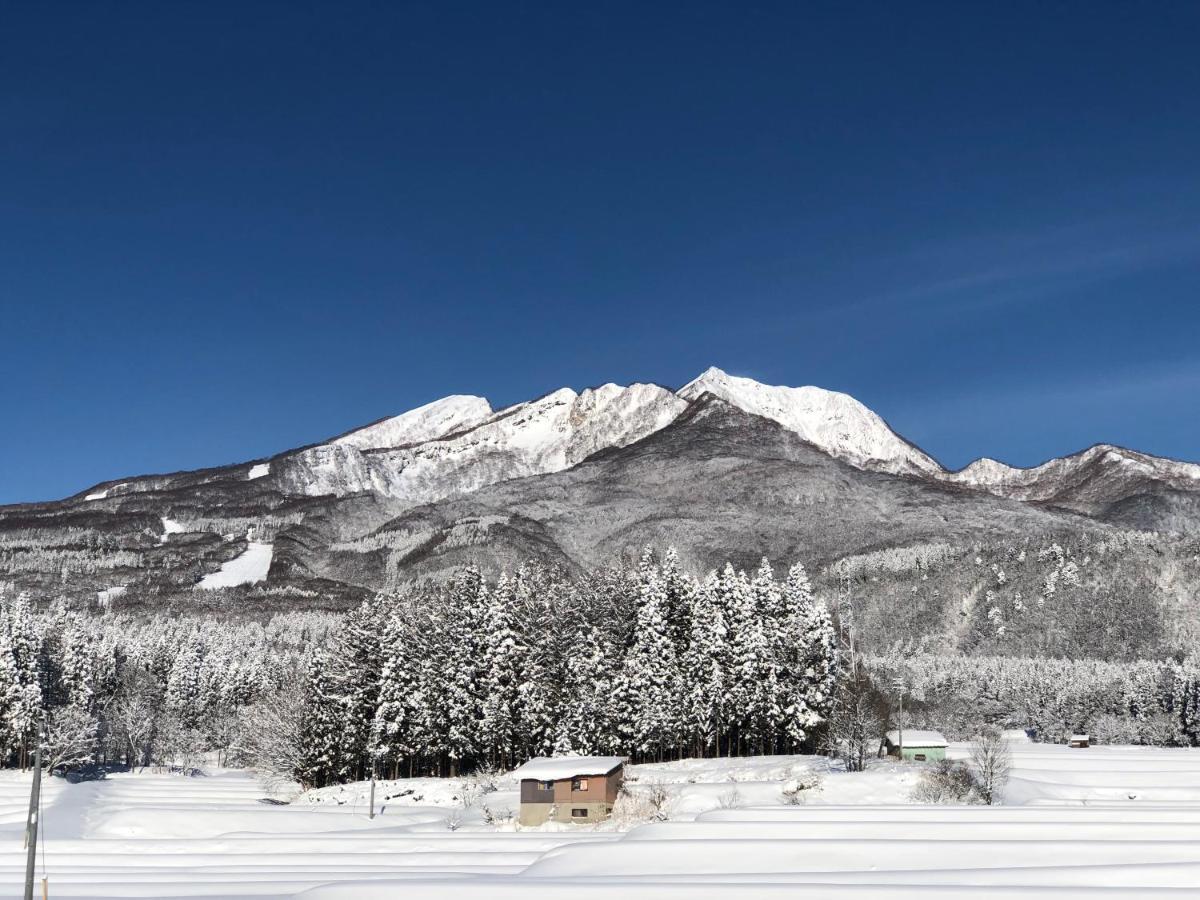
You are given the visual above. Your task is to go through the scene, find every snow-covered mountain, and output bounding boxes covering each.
[4,365,1200,613]
[946,444,1200,514]
[269,367,941,501]
[332,395,493,450]
[59,367,1200,514]
[272,382,688,503]
[678,367,944,477]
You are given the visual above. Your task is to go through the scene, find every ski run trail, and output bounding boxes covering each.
[3,741,1200,898]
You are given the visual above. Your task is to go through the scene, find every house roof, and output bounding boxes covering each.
[513,756,625,780]
[885,729,948,747]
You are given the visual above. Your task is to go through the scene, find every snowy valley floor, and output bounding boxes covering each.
[3,743,1200,898]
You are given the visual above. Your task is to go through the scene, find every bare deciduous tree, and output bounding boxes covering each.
[970,727,1012,805]
[42,705,98,771]
[235,681,306,792]
[822,669,885,772]
[110,669,161,769]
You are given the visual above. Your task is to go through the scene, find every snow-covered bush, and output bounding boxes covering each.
[1138,713,1187,747]
[1089,714,1141,746]
[610,781,670,826]
[717,787,743,809]
[910,760,982,804]
[481,804,516,826]
[781,772,823,805]
[458,768,501,809]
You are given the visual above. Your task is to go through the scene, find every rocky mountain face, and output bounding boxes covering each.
[2,367,1199,656]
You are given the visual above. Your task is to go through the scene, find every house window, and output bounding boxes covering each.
[538,780,553,791]
[571,777,589,791]
[571,808,588,818]
[914,753,927,761]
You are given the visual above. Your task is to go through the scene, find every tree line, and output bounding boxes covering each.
[4,545,1198,792]
[866,652,1200,746]
[296,550,839,787]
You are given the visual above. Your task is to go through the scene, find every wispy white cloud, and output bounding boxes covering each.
[835,213,1200,317]
[895,356,1200,467]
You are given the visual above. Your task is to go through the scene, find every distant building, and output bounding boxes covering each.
[1069,733,1090,748]
[883,729,948,762]
[513,756,625,826]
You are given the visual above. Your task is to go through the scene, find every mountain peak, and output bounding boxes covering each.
[677,368,943,477]
[333,395,492,451]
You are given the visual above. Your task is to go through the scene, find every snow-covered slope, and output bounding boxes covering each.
[276,382,688,502]
[197,541,274,589]
[333,395,493,450]
[677,367,943,477]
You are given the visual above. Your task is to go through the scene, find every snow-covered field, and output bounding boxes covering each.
[3,743,1200,898]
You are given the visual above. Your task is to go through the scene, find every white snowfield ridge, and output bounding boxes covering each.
[70,366,1200,506]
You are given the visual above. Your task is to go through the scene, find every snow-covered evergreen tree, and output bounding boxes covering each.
[296,649,345,788]
[479,573,526,768]
[332,598,385,781]
[619,549,683,758]
[778,562,837,748]
[370,609,423,775]
[682,569,728,755]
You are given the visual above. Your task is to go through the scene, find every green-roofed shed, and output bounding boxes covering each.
[884,729,948,762]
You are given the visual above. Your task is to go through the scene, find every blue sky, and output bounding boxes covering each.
[2,2,1198,502]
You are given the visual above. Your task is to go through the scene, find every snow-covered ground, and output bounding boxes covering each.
[197,541,274,589]
[2,743,1200,898]
[160,517,187,543]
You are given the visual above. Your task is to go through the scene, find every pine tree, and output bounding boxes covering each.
[0,597,42,763]
[165,633,205,728]
[746,558,782,753]
[554,624,611,755]
[0,609,27,762]
[36,599,70,708]
[620,549,682,759]
[59,616,96,710]
[682,570,728,756]
[370,610,423,775]
[334,598,385,781]
[715,563,760,755]
[441,570,488,772]
[296,649,344,788]
[778,562,838,749]
[479,574,526,768]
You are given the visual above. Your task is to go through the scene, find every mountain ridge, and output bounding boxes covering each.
[3,367,1198,634]
[53,367,1199,515]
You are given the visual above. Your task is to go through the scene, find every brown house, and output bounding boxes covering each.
[513,756,625,826]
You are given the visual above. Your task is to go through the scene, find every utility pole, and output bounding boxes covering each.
[24,717,43,900]
[368,765,376,820]
[892,677,906,760]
